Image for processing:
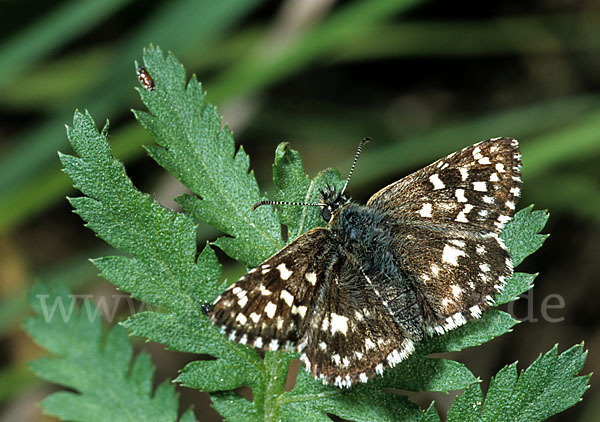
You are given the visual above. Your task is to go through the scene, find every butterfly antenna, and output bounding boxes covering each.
[341,137,371,195]
[252,200,326,211]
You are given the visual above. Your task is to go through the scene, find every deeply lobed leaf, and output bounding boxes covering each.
[61,109,267,415]
[133,45,283,268]
[444,344,590,421]
[23,282,194,422]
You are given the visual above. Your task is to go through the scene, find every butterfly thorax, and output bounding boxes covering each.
[329,202,426,340]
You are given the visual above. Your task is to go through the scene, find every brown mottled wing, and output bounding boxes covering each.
[367,138,521,331]
[209,227,335,351]
[368,138,521,234]
[298,260,416,387]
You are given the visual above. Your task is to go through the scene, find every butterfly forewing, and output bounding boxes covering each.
[367,138,521,234]
[210,228,333,351]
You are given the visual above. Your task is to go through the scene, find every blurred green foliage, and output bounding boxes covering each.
[1,0,599,419]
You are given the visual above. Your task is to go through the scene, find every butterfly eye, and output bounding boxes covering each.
[321,207,332,222]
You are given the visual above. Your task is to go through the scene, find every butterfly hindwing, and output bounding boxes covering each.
[299,261,416,387]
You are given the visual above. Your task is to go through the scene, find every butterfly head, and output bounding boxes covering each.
[251,138,369,217]
[319,184,350,222]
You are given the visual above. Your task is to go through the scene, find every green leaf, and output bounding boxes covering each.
[447,383,483,422]
[419,403,441,422]
[60,110,266,412]
[23,282,191,422]
[495,205,548,305]
[447,344,590,421]
[278,370,422,422]
[133,45,283,268]
[272,142,344,240]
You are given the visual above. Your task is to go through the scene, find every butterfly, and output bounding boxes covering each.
[208,137,521,388]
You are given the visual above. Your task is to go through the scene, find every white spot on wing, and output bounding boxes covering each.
[330,313,349,335]
[442,244,466,266]
[237,296,248,308]
[459,167,468,181]
[277,263,293,280]
[451,285,462,298]
[365,338,376,350]
[441,298,452,309]
[473,181,487,191]
[292,305,307,318]
[235,313,247,325]
[470,305,482,318]
[455,188,467,202]
[450,239,465,248]
[249,312,260,323]
[280,289,293,307]
[455,203,474,223]
[332,354,341,365]
[429,174,445,190]
[419,203,433,218]
[387,349,402,366]
[265,302,277,319]
[305,272,317,286]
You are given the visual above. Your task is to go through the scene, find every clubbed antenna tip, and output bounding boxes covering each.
[341,137,371,195]
[252,199,325,211]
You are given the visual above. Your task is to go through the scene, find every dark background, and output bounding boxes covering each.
[0,0,599,420]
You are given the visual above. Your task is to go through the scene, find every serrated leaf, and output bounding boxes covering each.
[424,310,518,354]
[419,403,441,422]
[501,205,549,268]
[23,282,190,422]
[133,45,283,267]
[273,142,344,240]
[449,344,590,421]
[447,383,483,422]
[60,110,267,415]
[279,370,422,422]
